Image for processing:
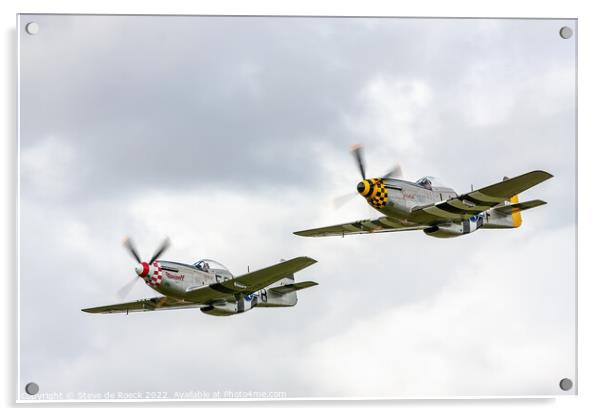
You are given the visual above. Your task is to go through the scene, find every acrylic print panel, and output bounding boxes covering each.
[17,15,576,400]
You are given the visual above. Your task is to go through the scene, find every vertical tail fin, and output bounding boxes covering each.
[256,273,298,307]
[503,176,523,228]
[510,194,522,228]
[502,176,522,228]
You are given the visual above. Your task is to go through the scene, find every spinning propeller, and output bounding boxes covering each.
[333,144,402,208]
[117,237,171,299]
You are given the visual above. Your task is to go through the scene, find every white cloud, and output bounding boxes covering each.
[20,136,78,197]
[460,59,519,127]
[298,227,575,397]
[347,77,432,155]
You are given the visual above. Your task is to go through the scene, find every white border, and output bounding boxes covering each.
[3,0,601,414]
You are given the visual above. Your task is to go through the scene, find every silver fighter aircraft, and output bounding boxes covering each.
[83,239,318,316]
[295,145,553,239]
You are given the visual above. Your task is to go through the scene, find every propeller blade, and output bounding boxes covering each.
[382,164,402,179]
[332,191,359,209]
[148,238,170,264]
[117,276,139,299]
[351,144,366,180]
[123,237,141,263]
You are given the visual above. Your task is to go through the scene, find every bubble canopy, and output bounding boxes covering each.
[192,259,230,272]
[414,176,448,189]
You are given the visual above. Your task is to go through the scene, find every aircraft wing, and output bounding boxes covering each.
[82,297,201,314]
[408,170,553,224]
[184,256,318,303]
[294,217,427,237]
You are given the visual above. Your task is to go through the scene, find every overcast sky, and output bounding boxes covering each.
[18,15,576,399]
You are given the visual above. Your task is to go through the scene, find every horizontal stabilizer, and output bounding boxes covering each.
[493,199,547,215]
[269,281,318,295]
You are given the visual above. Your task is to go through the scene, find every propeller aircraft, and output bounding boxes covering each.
[82,238,318,316]
[295,145,553,239]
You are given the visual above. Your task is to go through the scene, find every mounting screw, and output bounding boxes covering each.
[25,22,39,35]
[559,26,573,39]
[559,378,573,391]
[25,382,39,395]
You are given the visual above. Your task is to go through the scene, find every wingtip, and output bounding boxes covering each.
[300,256,318,264]
[284,256,318,265]
[534,170,554,179]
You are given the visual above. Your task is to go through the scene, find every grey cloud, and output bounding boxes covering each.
[21,17,573,201]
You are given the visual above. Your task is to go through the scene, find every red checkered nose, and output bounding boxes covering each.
[135,262,150,277]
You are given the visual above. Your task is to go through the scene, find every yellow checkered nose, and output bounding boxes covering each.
[357,180,371,196]
[358,178,389,209]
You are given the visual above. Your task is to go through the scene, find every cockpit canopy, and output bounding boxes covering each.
[193,259,230,273]
[415,176,446,190]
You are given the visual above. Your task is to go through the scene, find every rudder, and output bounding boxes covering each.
[510,194,522,228]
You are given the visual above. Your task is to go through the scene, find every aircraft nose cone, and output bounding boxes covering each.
[357,180,370,196]
[357,182,365,194]
[135,262,150,277]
